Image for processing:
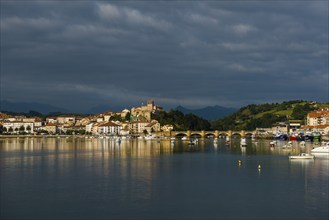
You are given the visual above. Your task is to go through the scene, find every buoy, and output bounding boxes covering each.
[238,160,242,166]
[258,164,261,169]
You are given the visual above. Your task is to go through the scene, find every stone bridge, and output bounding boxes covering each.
[155,130,257,138]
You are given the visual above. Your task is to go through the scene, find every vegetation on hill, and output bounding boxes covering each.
[152,110,211,131]
[211,100,329,131]
[2,100,328,132]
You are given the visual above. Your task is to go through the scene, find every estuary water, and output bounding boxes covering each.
[0,137,328,220]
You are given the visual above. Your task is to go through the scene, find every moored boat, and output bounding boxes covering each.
[311,142,329,153]
[240,138,247,146]
[289,153,314,159]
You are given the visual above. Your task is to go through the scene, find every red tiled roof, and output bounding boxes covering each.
[46,123,57,126]
[304,125,329,129]
[308,110,329,118]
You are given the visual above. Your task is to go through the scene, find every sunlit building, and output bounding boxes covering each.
[307,109,329,126]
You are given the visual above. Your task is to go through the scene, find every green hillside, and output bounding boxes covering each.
[211,100,329,131]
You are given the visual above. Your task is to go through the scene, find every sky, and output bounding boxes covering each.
[1,0,328,112]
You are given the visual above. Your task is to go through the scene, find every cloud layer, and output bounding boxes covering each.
[1,1,328,112]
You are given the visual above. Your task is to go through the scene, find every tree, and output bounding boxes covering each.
[15,127,19,133]
[19,125,25,132]
[125,112,131,121]
[1,126,7,134]
[26,125,32,133]
[9,127,13,133]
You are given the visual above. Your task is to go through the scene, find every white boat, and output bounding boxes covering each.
[115,138,121,144]
[181,136,188,141]
[144,136,153,140]
[311,142,329,153]
[289,153,314,159]
[240,138,247,146]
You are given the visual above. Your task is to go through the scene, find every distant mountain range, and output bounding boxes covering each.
[175,105,236,121]
[0,100,236,120]
[0,100,69,114]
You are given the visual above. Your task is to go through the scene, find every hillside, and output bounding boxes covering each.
[211,100,329,131]
[152,110,211,131]
[176,105,236,121]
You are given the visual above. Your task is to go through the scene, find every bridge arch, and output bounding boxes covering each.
[205,132,216,137]
[174,133,188,137]
[231,133,242,138]
[218,132,229,137]
[244,132,254,138]
[190,133,202,138]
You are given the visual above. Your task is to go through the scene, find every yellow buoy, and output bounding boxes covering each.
[258,164,261,169]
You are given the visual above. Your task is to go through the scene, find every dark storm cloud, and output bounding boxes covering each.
[1,1,328,111]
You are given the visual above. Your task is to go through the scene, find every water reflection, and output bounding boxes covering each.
[1,137,328,220]
[0,137,323,156]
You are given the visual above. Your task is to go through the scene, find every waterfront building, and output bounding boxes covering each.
[303,125,329,136]
[129,121,150,135]
[97,121,121,135]
[288,120,302,133]
[2,121,34,134]
[271,122,289,134]
[145,120,161,133]
[56,116,75,126]
[43,123,57,134]
[307,109,329,126]
[120,128,130,136]
[85,123,93,133]
[87,121,121,135]
[161,124,174,132]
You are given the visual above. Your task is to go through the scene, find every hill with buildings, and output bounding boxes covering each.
[211,100,329,131]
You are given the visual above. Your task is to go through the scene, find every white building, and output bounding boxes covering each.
[307,109,329,126]
[87,122,121,135]
[161,124,174,132]
[2,122,34,133]
[145,120,161,134]
[56,116,75,125]
[129,121,150,135]
[85,123,94,133]
[97,122,121,135]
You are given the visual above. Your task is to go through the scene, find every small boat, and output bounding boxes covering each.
[188,139,198,145]
[144,136,153,140]
[289,153,314,159]
[270,141,277,146]
[170,137,175,143]
[115,138,121,144]
[289,132,298,141]
[274,132,288,140]
[181,136,188,141]
[240,138,247,146]
[311,142,329,153]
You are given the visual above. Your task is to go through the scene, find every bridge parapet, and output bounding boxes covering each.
[162,130,256,138]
